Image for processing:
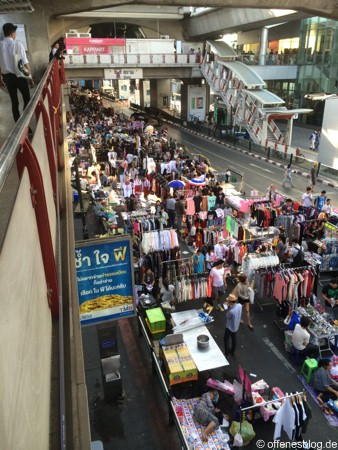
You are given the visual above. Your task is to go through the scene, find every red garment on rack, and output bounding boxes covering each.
[195,229,203,249]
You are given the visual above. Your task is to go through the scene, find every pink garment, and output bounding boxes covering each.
[186,197,195,215]
[133,221,139,235]
[274,195,284,207]
[273,273,288,304]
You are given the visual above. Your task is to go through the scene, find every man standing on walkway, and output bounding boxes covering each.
[309,131,317,150]
[302,187,313,207]
[224,294,242,356]
[166,194,176,229]
[175,195,186,233]
[0,23,34,122]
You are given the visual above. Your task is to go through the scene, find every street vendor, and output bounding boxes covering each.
[193,390,229,441]
[321,278,338,307]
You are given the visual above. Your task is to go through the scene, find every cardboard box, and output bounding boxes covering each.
[145,319,166,341]
[162,343,198,386]
[146,307,166,332]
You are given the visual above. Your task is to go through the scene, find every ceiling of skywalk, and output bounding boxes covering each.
[0,0,34,12]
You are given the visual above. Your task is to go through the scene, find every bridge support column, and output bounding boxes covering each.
[259,27,268,65]
[149,79,158,108]
[139,80,145,107]
[181,79,206,122]
[149,79,171,109]
[205,84,211,116]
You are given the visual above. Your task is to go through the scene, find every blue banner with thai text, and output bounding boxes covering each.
[75,237,135,325]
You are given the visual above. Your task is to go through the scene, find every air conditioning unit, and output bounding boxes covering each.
[65,33,79,38]
[160,35,170,39]
[78,33,91,38]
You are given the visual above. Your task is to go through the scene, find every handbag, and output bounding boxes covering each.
[13,41,31,78]
[248,287,254,305]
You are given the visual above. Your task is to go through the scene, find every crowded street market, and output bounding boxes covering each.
[69,86,338,449]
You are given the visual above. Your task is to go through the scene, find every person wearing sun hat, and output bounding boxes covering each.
[223,294,242,356]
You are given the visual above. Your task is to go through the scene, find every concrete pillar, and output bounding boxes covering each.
[139,80,144,107]
[149,79,158,108]
[143,80,150,107]
[181,83,188,121]
[149,79,171,109]
[205,84,211,116]
[259,27,268,66]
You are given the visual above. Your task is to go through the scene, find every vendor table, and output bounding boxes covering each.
[308,327,338,358]
[171,310,229,371]
[296,306,338,358]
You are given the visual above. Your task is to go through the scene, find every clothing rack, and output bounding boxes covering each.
[228,213,245,225]
[236,235,272,244]
[239,390,306,413]
[160,257,190,265]
[142,227,172,233]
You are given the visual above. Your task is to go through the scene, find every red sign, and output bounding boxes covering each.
[65,38,125,55]
[65,38,125,45]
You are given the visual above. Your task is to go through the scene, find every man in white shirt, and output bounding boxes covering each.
[210,260,227,312]
[214,238,228,260]
[302,187,313,207]
[0,23,34,122]
[322,199,333,215]
[292,316,319,358]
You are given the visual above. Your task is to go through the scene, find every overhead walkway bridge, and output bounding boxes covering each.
[201,41,312,151]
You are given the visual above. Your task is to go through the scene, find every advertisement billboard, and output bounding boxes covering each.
[75,236,135,326]
[187,85,206,121]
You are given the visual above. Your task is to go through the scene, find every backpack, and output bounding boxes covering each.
[293,245,304,266]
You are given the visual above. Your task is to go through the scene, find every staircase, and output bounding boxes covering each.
[200,41,312,151]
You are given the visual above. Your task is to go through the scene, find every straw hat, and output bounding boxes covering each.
[227,294,237,303]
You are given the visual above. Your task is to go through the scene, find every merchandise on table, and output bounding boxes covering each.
[296,306,338,337]
[162,343,198,385]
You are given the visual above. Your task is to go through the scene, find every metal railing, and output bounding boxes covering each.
[0,59,91,450]
[65,53,201,66]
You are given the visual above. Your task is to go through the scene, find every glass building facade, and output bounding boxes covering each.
[296,17,338,124]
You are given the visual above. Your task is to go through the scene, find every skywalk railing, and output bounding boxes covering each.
[64,53,201,66]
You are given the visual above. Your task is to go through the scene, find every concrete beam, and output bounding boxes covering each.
[15,0,338,21]
[182,8,309,40]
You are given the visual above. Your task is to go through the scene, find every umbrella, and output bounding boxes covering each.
[189,178,207,186]
[168,179,186,189]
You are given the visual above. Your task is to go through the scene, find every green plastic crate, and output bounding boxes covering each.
[146,307,166,332]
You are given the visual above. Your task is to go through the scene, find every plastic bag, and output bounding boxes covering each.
[248,287,254,305]
[233,380,243,403]
[287,311,300,331]
[230,420,255,446]
[233,432,243,447]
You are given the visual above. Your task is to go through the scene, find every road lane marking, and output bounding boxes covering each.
[262,337,296,374]
[250,163,273,173]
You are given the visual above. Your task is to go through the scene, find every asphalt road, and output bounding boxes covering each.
[164,124,338,205]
